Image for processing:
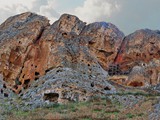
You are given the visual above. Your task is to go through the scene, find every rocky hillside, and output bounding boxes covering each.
[0,12,160,119]
[0,12,124,100]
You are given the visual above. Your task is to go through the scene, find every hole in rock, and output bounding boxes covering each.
[104,86,111,91]
[83,98,86,101]
[56,69,62,73]
[67,16,70,19]
[35,77,39,81]
[1,89,3,93]
[12,90,15,93]
[24,79,30,89]
[43,93,59,102]
[22,74,25,78]
[3,84,6,89]
[62,32,67,37]
[91,82,94,87]
[35,72,40,76]
[128,81,144,87]
[4,93,8,97]
[45,69,50,73]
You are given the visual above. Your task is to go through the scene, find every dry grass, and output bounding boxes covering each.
[4,95,158,120]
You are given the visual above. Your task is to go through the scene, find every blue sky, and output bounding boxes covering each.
[0,0,160,35]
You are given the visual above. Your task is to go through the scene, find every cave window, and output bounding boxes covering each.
[142,63,146,67]
[24,79,30,89]
[22,74,25,78]
[4,93,8,97]
[1,89,3,94]
[45,69,50,73]
[62,32,67,37]
[43,93,59,102]
[35,77,39,81]
[35,72,40,76]
[3,84,6,89]
[129,81,143,87]
[104,86,111,91]
[91,82,94,87]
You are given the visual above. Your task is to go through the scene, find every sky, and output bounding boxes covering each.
[0,0,160,35]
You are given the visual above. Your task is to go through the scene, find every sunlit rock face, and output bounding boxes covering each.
[1,12,160,104]
[0,12,124,102]
[0,12,50,93]
[111,29,160,87]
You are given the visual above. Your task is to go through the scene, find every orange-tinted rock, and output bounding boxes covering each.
[113,29,160,86]
[0,13,123,93]
[0,12,49,92]
[81,22,124,70]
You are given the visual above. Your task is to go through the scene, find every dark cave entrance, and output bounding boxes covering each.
[43,93,59,102]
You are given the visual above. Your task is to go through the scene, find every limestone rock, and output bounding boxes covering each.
[21,67,115,107]
[111,29,160,87]
[81,22,124,70]
[0,12,49,93]
[0,12,123,95]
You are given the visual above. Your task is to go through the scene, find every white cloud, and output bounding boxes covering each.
[74,0,120,23]
[37,0,60,23]
[0,0,60,24]
[0,0,160,35]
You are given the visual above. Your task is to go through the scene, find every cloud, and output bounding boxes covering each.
[0,0,160,35]
[74,0,120,23]
[107,0,160,35]
[0,0,60,24]
[36,0,60,23]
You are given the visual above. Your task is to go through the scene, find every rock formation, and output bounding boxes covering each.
[1,12,160,105]
[110,29,160,87]
[0,12,124,102]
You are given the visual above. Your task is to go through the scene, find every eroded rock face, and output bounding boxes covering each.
[81,22,124,70]
[21,67,115,105]
[0,12,123,99]
[0,12,49,93]
[2,12,160,103]
[112,29,160,87]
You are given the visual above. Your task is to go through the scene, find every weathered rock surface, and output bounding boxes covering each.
[109,29,160,87]
[0,12,160,119]
[0,12,49,93]
[21,67,115,107]
[0,12,123,102]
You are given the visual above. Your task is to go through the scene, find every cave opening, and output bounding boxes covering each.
[128,81,144,87]
[104,86,111,91]
[24,79,30,89]
[43,93,59,102]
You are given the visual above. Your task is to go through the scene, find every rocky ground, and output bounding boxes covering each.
[0,12,160,120]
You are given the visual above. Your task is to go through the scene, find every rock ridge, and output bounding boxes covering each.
[0,12,160,104]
